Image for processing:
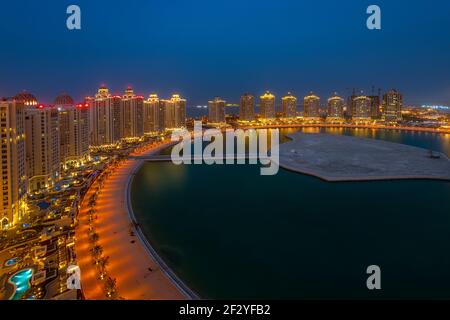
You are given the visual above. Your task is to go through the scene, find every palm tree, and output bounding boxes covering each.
[91,244,103,258]
[89,232,99,243]
[97,256,109,273]
[104,277,118,299]
[97,270,107,281]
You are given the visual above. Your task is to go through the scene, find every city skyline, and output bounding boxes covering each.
[2,81,444,233]
[0,86,411,121]
[1,86,416,109]
[1,1,450,105]
[1,0,450,304]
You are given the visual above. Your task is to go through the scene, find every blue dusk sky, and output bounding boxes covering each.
[0,0,449,106]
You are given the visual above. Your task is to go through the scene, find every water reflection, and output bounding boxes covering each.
[158,127,450,157]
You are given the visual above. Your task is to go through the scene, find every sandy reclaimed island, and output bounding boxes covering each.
[279,133,450,182]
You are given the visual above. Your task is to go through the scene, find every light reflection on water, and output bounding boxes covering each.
[132,128,450,299]
[162,127,450,156]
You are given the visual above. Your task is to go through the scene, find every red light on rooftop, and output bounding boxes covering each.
[37,104,45,109]
[76,103,89,108]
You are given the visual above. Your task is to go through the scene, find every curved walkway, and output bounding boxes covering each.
[75,141,192,300]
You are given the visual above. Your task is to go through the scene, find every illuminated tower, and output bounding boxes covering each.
[304,93,321,118]
[327,93,344,120]
[144,93,161,133]
[239,94,255,121]
[91,86,118,146]
[352,95,372,120]
[157,100,166,131]
[171,94,186,128]
[163,94,186,129]
[260,91,276,119]
[121,87,144,138]
[368,95,381,119]
[382,90,403,123]
[55,94,89,164]
[281,92,297,118]
[14,91,38,107]
[25,104,61,193]
[85,96,95,144]
[208,97,226,123]
[111,95,122,142]
[0,98,27,229]
[347,93,357,118]
[161,99,173,129]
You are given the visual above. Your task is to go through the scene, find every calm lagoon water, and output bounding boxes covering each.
[131,128,450,299]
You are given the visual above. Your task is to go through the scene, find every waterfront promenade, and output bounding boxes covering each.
[75,141,188,300]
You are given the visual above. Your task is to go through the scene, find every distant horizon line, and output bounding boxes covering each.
[2,86,448,107]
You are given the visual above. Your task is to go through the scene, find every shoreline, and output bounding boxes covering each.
[278,132,450,182]
[239,123,450,134]
[279,162,450,183]
[125,155,200,300]
[75,141,194,300]
[75,126,449,300]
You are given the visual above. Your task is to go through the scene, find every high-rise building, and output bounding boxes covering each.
[85,96,95,144]
[382,90,403,123]
[327,94,344,119]
[347,94,357,118]
[281,92,297,118]
[121,87,144,138]
[25,104,61,192]
[157,100,166,132]
[55,94,89,164]
[90,86,122,146]
[14,92,38,107]
[111,95,122,142]
[0,99,27,229]
[260,91,276,119]
[208,97,226,123]
[162,94,186,129]
[90,86,112,146]
[239,94,255,121]
[368,95,381,119]
[161,99,172,128]
[352,95,372,120]
[172,94,186,128]
[143,93,162,133]
[304,93,321,118]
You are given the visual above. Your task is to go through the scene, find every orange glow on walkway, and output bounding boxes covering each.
[75,141,185,300]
